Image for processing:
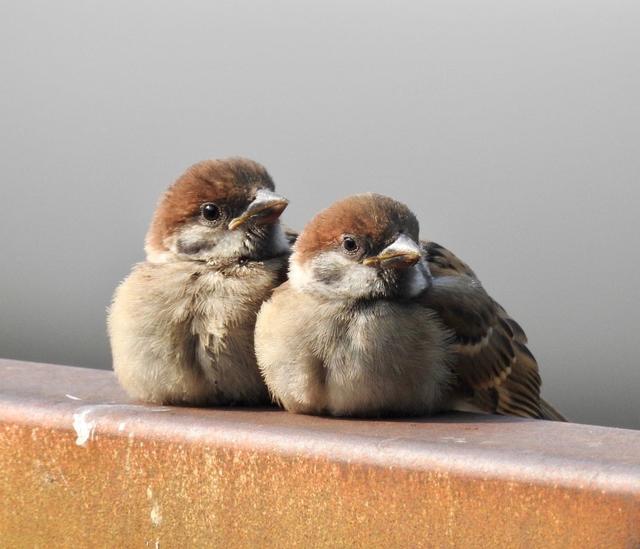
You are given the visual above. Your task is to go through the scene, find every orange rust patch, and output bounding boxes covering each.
[0,359,639,548]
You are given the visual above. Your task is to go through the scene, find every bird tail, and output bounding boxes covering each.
[539,398,567,421]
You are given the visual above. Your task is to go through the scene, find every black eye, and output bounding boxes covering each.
[201,202,221,222]
[342,236,359,254]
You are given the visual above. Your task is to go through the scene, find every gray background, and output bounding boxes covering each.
[1,1,638,429]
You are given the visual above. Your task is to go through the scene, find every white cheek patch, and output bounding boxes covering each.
[290,250,431,300]
[149,222,288,263]
[168,224,247,259]
[333,255,380,297]
[171,224,211,253]
[290,251,381,299]
[211,230,247,258]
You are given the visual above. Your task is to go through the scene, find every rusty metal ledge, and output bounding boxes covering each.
[0,359,639,548]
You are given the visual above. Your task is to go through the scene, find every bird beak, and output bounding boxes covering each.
[363,234,422,269]
[228,189,289,230]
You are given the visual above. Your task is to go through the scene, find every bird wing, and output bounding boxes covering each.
[420,241,564,420]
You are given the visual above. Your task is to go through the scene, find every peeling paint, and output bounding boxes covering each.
[72,409,96,447]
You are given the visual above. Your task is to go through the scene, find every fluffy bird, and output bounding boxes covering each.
[108,158,291,405]
[255,193,564,420]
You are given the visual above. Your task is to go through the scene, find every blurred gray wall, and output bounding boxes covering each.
[1,1,638,429]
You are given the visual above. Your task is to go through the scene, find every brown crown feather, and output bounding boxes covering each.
[146,157,275,253]
[295,193,420,262]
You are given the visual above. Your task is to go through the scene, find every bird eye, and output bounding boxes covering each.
[342,235,359,254]
[200,202,221,223]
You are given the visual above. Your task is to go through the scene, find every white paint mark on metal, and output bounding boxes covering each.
[71,404,170,447]
[72,409,96,446]
[150,502,163,527]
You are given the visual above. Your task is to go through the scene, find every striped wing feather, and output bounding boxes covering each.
[421,241,564,420]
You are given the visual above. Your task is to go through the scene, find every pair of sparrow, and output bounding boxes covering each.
[108,157,564,420]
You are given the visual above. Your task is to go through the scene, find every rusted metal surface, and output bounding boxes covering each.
[0,358,639,548]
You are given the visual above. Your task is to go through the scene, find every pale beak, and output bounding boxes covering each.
[228,189,289,230]
[363,234,422,269]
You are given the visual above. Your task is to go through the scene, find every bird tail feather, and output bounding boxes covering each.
[539,398,567,421]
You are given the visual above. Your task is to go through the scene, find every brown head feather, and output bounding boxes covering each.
[295,193,419,262]
[146,158,274,253]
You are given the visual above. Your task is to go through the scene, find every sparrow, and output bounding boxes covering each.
[255,193,565,420]
[108,157,291,405]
